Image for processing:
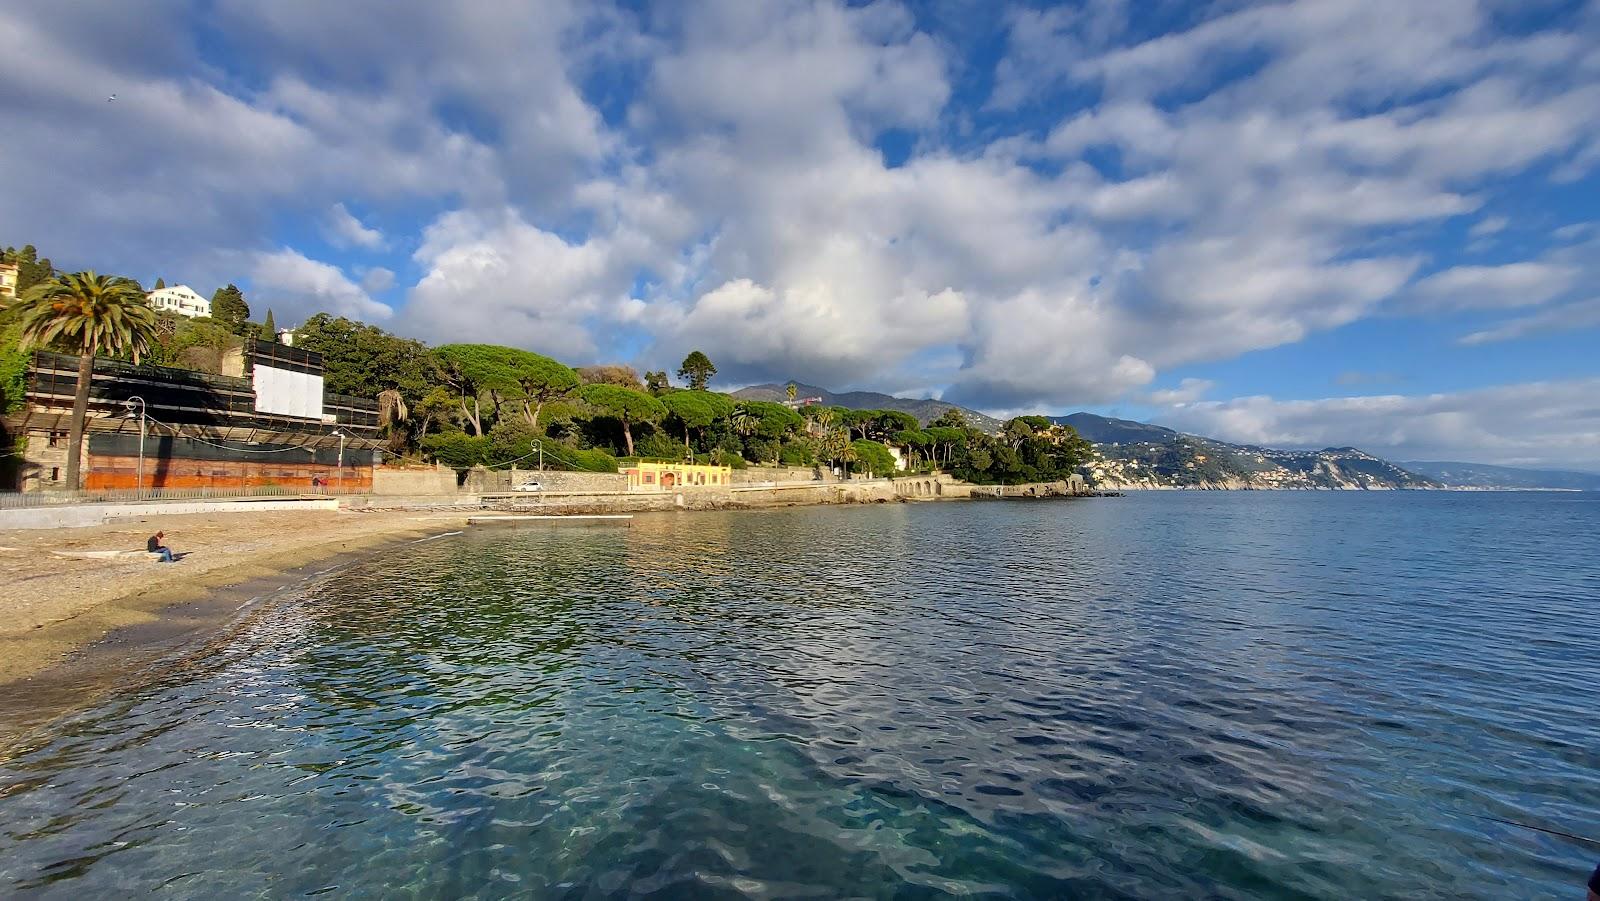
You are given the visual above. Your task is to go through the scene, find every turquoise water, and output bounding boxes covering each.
[1,493,1597,898]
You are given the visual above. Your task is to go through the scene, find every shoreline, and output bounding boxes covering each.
[0,509,471,742]
[0,482,1090,742]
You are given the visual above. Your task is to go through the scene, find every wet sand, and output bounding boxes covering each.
[0,508,470,738]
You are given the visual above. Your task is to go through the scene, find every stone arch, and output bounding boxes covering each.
[661,471,677,488]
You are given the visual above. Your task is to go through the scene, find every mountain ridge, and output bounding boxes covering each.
[731,381,1006,432]
[729,383,1581,491]
[1399,461,1600,491]
[1054,412,1438,490]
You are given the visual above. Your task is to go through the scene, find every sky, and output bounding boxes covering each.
[2,0,1598,469]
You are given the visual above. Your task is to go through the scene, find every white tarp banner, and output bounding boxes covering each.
[253,365,324,419]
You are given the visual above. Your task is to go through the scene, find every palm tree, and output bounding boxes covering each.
[729,405,758,437]
[15,272,158,489]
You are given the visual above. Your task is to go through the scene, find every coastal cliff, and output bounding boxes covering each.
[1054,412,1437,490]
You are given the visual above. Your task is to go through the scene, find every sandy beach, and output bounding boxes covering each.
[0,508,469,691]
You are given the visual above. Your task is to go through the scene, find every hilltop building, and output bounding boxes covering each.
[0,261,17,299]
[146,285,212,318]
[4,341,380,493]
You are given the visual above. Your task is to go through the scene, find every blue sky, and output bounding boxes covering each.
[2,0,1598,468]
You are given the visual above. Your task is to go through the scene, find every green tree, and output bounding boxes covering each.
[644,370,671,395]
[676,350,717,390]
[296,313,433,400]
[505,350,579,432]
[849,439,897,477]
[210,283,250,332]
[579,383,665,457]
[433,344,518,436]
[577,364,643,388]
[923,426,969,466]
[411,386,460,443]
[422,432,489,468]
[3,245,56,294]
[659,389,734,450]
[786,382,798,402]
[894,429,930,468]
[153,277,166,291]
[14,272,158,488]
[260,309,277,342]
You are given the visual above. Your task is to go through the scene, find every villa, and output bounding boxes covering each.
[146,285,212,318]
[622,460,732,491]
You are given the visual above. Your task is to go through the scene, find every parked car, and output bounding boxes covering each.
[512,481,543,492]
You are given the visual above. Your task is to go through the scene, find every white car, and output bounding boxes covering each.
[512,481,543,492]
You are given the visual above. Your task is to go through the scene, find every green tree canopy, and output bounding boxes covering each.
[210,283,250,331]
[660,389,734,449]
[579,383,666,457]
[849,439,897,477]
[506,349,579,431]
[295,313,432,399]
[644,370,671,394]
[734,400,804,439]
[676,350,717,390]
[433,343,521,436]
[260,309,277,341]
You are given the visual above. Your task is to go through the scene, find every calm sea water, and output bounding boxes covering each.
[1,493,1597,899]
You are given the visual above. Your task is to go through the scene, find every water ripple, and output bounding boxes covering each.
[1,493,1597,898]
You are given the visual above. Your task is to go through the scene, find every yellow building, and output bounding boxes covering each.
[622,460,732,491]
[0,261,18,299]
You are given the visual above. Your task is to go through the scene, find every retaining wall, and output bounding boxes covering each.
[373,467,459,496]
[731,465,827,485]
[0,497,341,530]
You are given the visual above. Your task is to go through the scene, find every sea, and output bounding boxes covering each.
[1,492,1596,899]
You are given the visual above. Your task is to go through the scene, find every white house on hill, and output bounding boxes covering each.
[147,285,211,318]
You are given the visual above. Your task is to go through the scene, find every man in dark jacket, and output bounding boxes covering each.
[147,531,175,563]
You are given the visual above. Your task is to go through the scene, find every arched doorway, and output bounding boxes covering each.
[661,472,677,488]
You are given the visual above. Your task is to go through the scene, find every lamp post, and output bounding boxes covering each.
[123,396,147,497]
[332,430,346,491]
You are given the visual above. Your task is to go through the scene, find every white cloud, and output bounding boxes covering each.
[398,207,638,360]
[1,0,1597,442]
[1468,215,1510,238]
[1149,378,1215,405]
[1459,297,1600,345]
[323,203,384,250]
[1159,380,1600,470]
[1409,262,1580,311]
[248,248,392,322]
[360,266,396,294]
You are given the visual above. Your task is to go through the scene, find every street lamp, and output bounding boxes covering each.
[123,396,147,497]
[331,430,346,491]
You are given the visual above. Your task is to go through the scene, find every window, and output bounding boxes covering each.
[46,430,68,447]
[50,467,60,482]
[644,473,655,484]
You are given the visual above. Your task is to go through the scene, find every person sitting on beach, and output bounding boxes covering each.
[147,531,175,563]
